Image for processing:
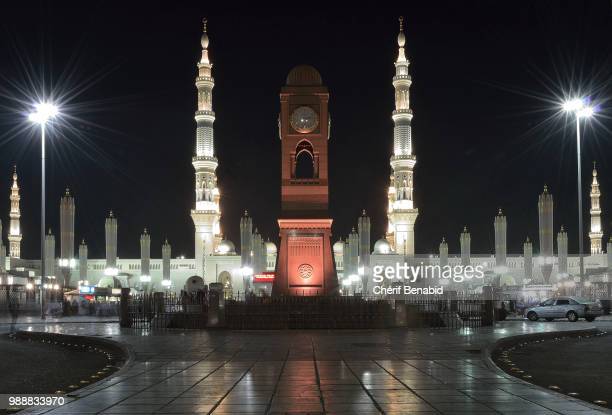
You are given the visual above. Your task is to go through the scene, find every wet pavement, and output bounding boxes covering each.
[3,319,610,414]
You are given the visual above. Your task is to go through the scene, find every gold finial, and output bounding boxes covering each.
[144,227,148,234]
[442,237,446,243]
[48,228,52,235]
[109,210,114,218]
[498,208,503,215]
[526,236,530,243]
[560,225,565,232]
[399,16,404,32]
[244,209,248,216]
[81,239,86,245]
[65,187,70,196]
[543,184,548,193]
[362,209,366,216]
[203,18,207,33]
[463,226,468,232]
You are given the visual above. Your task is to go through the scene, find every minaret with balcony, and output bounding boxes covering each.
[387,17,418,256]
[191,18,221,278]
[8,166,22,258]
[589,162,603,254]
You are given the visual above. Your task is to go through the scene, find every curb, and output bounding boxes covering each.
[482,327,612,413]
[13,331,136,414]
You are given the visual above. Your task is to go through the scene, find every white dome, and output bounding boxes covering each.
[333,241,344,254]
[216,239,236,255]
[373,238,392,254]
[265,241,277,255]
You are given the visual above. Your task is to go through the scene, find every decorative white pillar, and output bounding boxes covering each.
[460,226,470,266]
[240,210,253,269]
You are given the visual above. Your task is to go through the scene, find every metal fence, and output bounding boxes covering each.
[400,293,488,329]
[225,295,393,329]
[127,291,208,329]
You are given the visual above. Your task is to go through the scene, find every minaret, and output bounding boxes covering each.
[60,188,75,262]
[439,237,448,268]
[589,162,603,254]
[538,185,554,283]
[191,18,221,278]
[162,239,171,287]
[140,228,151,280]
[240,210,253,269]
[78,239,88,282]
[557,226,568,276]
[460,226,471,266]
[105,211,118,271]
[8,166,22,258]
[358,210,371,290]
[494,209,507,267]
[523,237,533,281]
[0,220,5,273]
[44,229,55,278]
[387,16,418,256]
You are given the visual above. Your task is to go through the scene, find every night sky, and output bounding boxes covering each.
[1,2,612,260]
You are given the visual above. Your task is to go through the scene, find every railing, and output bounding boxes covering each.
[127,291,208,329]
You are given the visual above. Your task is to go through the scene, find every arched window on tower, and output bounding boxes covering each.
[295,140,315,179]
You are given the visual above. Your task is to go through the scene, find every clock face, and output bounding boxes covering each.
[290,106,319,133]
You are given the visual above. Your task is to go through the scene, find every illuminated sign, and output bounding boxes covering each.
[253,272,275,283]
[79,285,95,294]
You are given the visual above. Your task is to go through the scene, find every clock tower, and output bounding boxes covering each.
[273,65,338,296]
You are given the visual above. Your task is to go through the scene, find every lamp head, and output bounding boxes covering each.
[562,98,584,113]
[28,102,59,124]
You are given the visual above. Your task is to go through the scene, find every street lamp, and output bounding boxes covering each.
[28,102,59,319]
[562,98,595,292]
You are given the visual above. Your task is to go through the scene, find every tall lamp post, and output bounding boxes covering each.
[28,102,59,320]
[562,98,594,293]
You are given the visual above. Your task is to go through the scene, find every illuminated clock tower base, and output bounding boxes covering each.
[273,219,337,296]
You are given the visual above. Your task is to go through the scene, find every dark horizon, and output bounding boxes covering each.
[1,2,612,260]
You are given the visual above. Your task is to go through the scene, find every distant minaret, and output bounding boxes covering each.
[44,229,55,277]
[589,162,603,254]
[8,166,22,258]
[344,228,359,278]
[523,237,533,281]
[240,210,253,269]
[557,226,568,276]
[358,210,371,290]
[78,239,88,282]
[105,211,118,270]
[494,209,507,267]
[387,16,418,256]
[140,228,151,278]
[60,188,75,262]
[0,220,5,273]
[538,185,554,283]
[191,18,221,278]
[439,237,448,268]
[460,226,471,266]
[162,239,171,285]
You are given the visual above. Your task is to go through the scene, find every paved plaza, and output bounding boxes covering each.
[4,320,610,414]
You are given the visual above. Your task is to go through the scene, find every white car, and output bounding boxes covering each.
[525,296,603,322]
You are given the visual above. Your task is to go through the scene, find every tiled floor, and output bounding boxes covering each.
[11,320,612,414]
